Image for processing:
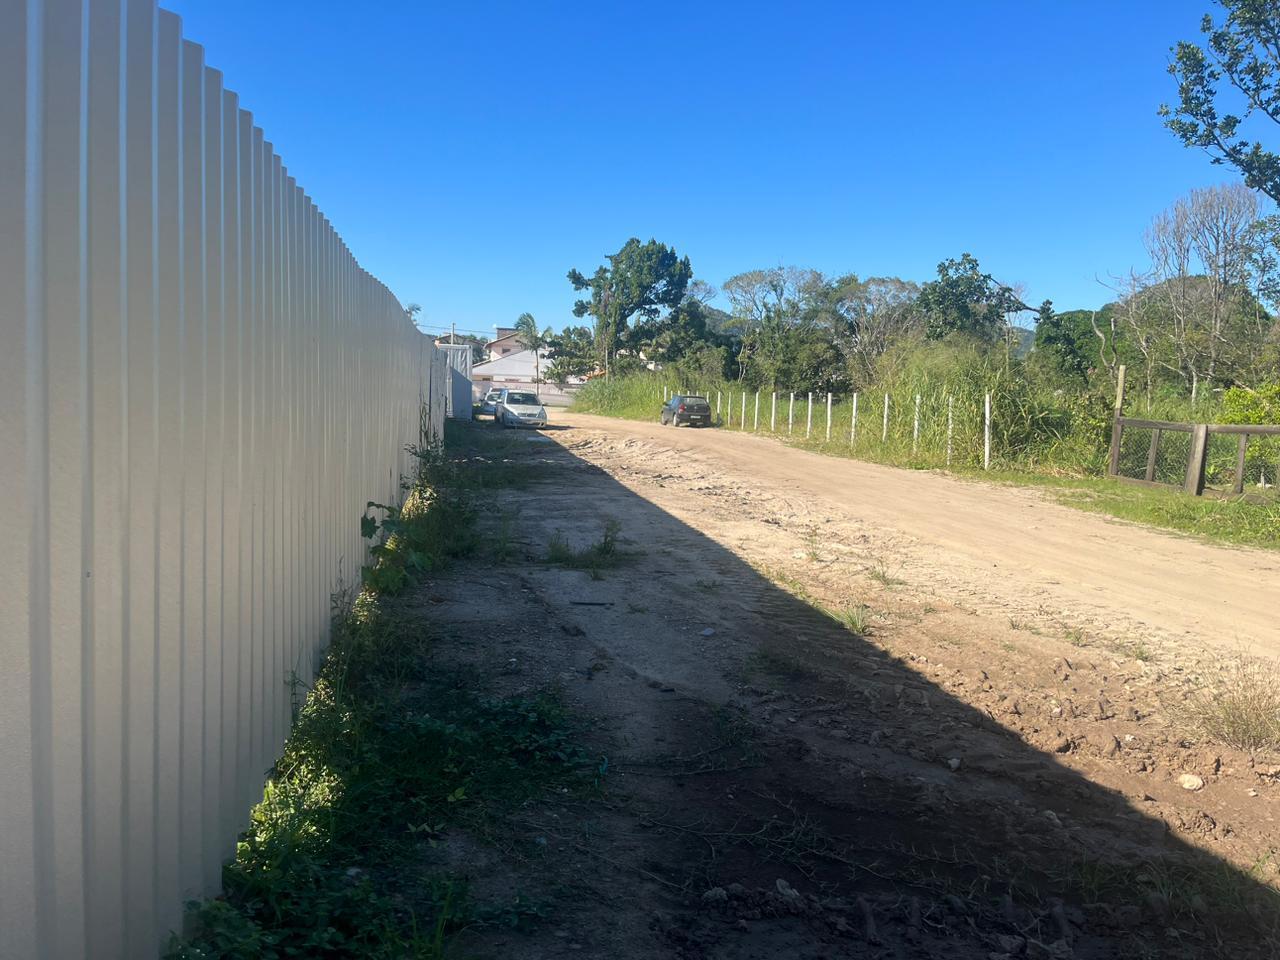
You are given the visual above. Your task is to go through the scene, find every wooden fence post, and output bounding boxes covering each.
[1185,423,1208,495]
[851,392,859,444]
[1233,433,1248,495]
[1108,364,1127,476]
[984,392,992,470]
[1145,429,1161,482]
[826,393,832,441]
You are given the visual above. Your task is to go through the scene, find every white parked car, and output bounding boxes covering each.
[495,390,548,428]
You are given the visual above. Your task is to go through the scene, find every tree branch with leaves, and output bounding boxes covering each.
[1162,0,1280,201]
[567,238,692,378]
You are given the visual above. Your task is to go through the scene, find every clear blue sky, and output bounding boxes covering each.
[163,0,1247,337]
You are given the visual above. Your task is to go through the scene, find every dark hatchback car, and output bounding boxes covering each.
[660,394,713,427]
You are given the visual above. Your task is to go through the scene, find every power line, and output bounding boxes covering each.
[414,323,494,337]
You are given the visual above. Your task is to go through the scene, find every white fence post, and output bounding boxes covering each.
[947,395,954,468]
[806,392,813,438]
[851,392,859,444]
[789,392,795,434]
[771,392,777,432]
[984,392,992,470]
[727,390,732,427]
[716,390,721,417]
[754,391,760,431]
[740,391,746,430]
[913,393,921,454]
[882,393,890,444]
[826,393,833,441]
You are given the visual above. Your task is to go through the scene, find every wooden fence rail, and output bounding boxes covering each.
[1107,367,1280,499]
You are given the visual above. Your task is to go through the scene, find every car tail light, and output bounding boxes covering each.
[678,404,686,412]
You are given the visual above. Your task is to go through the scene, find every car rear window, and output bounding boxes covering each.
[506,392,538,405]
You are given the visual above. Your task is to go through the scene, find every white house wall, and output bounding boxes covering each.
[0,2,446,957]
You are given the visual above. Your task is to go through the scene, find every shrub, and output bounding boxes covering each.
[1181,655,1280,753]
[1221,383,1280,425]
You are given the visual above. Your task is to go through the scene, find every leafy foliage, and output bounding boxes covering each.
[359,449,476,595]
[567,238,692,376]
[1162,0,1280,202]
[915,253,1027,342]
[1033,301,1090,383]
[168,433,597,959]
[1220,381,1280,422]
[544,325,595,382]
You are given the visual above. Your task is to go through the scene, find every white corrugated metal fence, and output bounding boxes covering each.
[0,1,446,956]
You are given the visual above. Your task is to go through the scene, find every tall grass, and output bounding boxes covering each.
[574,344,1114,475]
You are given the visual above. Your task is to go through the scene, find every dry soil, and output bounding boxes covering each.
[416,413,1280,960]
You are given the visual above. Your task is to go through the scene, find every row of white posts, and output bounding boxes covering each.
[664,386,995,470]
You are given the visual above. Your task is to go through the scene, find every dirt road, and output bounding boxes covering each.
[554,411,1279,659]
[420,418,1279,959]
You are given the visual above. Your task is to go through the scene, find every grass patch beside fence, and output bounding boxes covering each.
[168,429,599,960]
[987,472,1280,550]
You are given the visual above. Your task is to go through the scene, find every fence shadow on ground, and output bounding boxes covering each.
[454,420,1280,959]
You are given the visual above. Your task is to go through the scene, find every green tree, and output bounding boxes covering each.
[514,312,551,385]
[567,238,692,378]
[628,295,732,365]
[915,253,1026,342]
[1034,301,1093,383]
[544,326,595,383]
[825,274,921,387]
[1162,0,1280,202]
[721,267,833,387]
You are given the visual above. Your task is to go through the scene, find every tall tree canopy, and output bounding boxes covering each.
[915,254,1026,341]
[567,238,692,377]
[1163,0,1280,202]
[720,267,844,390]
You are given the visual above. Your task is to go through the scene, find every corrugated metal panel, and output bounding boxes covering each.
[0,2,446,956]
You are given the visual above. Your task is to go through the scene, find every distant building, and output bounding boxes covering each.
[471,326,583,407]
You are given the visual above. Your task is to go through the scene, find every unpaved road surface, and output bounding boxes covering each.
[420,419,1280,960]
[556,412,1279,659]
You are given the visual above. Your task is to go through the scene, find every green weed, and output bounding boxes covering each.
[829,602,872,635]
[868,561,905,588]
[168,420,598,959]
[546,519,625,576]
